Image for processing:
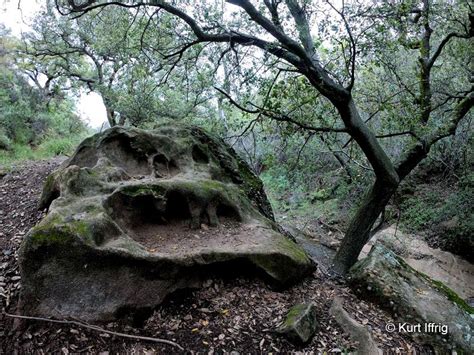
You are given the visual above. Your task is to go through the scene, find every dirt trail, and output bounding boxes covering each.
[0,159,424,353]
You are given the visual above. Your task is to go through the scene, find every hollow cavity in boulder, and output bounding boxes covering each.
[104,186,244,254]
[20,124,315,322]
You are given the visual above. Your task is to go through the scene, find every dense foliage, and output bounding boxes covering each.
[0,25,88,164]
[22,4,217,127]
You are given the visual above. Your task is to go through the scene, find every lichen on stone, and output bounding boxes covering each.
[20,124,315,322]
[349,243,474,352]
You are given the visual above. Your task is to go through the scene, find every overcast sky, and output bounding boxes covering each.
[0,0,108,128]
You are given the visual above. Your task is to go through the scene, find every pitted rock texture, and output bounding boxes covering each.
[19,125,314,322]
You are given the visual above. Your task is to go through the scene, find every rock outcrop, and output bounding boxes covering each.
[329,297,381,355]
[350,243,473,353]
[361,226,474,300]
[19,125,314,322]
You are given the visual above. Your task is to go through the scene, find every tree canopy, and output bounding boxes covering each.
[0,0,471,274]
[0,24,85,154]
[53,0,473,273]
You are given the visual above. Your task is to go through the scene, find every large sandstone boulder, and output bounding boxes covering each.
[349,243,473,353]
[19,125,314,322]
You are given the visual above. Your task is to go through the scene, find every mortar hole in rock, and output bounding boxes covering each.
[153,154,179,178]
[192,145,209,164]
[216,203,241,222]
[41,187,61,210]
[164,191,192,224]
[102,136,151,176]
[106,191,191,251]
[68,146,99,168]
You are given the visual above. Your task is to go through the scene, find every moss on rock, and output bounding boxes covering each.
[20,125,314,322]
[276,303,318,344]
[349,243,474,352]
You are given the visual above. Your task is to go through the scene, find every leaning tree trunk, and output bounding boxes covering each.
[105,106,117,127]
[102,95,117,127]
[332,178,399,275]
[118,114,127,126]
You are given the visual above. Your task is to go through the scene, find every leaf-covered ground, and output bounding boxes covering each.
[0,159,428,353]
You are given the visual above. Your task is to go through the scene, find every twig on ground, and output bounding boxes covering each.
[4,313,184,351]
[318,218,344,236]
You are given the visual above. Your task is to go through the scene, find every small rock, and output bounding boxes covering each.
[276,303,318,344]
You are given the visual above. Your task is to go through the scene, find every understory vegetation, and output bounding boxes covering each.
[259,131,473,262]
[0,25,89,166]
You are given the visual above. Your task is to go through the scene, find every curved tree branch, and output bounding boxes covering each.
[215,87,348,134]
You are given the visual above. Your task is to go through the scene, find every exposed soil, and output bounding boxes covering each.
[0,159,430,353]
[128,219,249,254]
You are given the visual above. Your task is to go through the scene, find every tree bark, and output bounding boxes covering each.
[105,107,116,127]
[102,97,116,127]
[332,179,399,275]
[332,92,472,275]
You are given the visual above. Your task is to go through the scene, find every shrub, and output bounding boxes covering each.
[0,129,12,151]
[400,195,439,231]
[397,172,473,262]
[433,174,474,261]
[38,136,78,156]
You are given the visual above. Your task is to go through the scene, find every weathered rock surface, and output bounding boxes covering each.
[19,125,314,322]
[276,303,318,344]
[350,243,473,353]
[329,297,381,355]
[361,226,474,300]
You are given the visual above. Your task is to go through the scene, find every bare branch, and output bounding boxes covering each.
[215,87,348,134]
[326,0,357,90]
[263,0,283,30]
[428,32,471,69]
[5,313,184,351]
[376,131,421,140]
[396,91,474,179]
[285,0,316,56]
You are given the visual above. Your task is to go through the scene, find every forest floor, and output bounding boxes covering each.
[0,159,429,354]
